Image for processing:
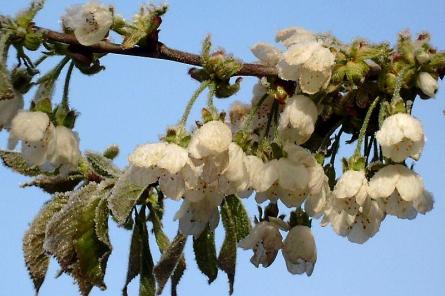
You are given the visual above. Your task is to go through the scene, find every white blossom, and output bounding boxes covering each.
[49,126,81,175]
[188,120,232,159]
[322,170,385,243]
[305,164,330,218]
[416,72,438,97]
[376,113,425,162]
[8,111,56,167]
[174,193,223,237]
[218,143,251,196]
[128,142,193,200]
[282,225,317,276]
[239,221,283,268]
[255,144,324,208]
[62,1,113,46]
[278,95,318,145]
[276,28,335,94]
[368,164,433,219]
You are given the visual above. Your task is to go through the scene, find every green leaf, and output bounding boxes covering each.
[95,193,112,250]
[21,174,84,193]
[170,257,186,296]
[109,170,147,225]
[0,150,41,176]
[44,182,113,295]
[85,151,121,178]
[154,233,187,295]
[225,195,252,242]
[148,198,187,296]
[123,207,156,296]
[218,198,238,295]
[139,207,156,296]
[123,209,143,296]
[193,226,218,284]
[23,193,69,293]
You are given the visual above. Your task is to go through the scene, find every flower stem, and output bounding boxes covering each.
[354,96,381,156]
[206,82,216,112]
[179,80,210,127]
[62,61,75,109]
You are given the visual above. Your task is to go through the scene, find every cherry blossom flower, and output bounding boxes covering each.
[239,221,283,268]
[278,94,318,145]
[282,225,317,276]
[376,113,425,162]
[62,1,113,46]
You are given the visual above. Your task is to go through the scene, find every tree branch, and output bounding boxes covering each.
[40,27,278,77]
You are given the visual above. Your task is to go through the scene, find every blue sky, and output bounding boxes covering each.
[1,1,445,295]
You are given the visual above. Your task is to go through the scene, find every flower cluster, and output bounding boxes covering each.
[7,111,81,174]
[1,2,444,292]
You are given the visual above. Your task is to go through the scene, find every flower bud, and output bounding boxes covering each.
[416,72,438,97]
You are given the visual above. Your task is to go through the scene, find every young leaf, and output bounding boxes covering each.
[218,199,238,295]
[225,195,252,242]
[154,233,187,295]
[149,200,187,295]
[139,207,156,296]
[23,193,69,293]
[108,169,147,225]
[123,209,143,296]
[0,150,41,176]
[44,182,113,295]
[123,206,156,296]
[193,226,218,284]
[85,151,121,178]
[170,257,186,296]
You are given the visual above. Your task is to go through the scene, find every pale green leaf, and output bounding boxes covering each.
[0,150,41,176]
[44,182,113,295]
[23,193,69,293]
[85,151,121,178]
[108,171,147,225]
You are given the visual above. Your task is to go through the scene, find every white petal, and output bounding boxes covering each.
[251,43,282,66]
[157,143,188,174]
[188,121,232,159]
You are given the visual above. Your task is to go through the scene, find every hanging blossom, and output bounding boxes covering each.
[49,126,81,175]
[239,221,283,268]
[416,72,438,98]
[376,113,425,162]
[254,144,328,209]
[282,225,317,276]
[368,164,433,219]
[126,142,200,201]
[7,111,81,173]
[278,94,318,145]
[178,121,233,236]
[174,196,222,237]
[322,170,385,244]
[276,27,335,95]
[8,111,56,167]
[62,1,113,46]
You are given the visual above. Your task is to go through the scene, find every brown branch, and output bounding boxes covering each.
[41,28,278,77]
